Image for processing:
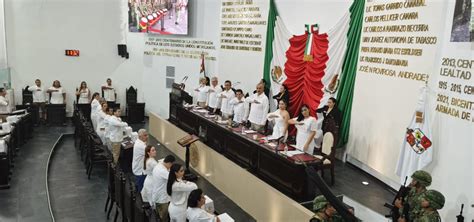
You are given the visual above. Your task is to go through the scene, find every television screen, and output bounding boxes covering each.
[128,0,188,35]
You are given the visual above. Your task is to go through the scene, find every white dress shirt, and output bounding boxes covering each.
[169,180,198,222]
[294,116,317,154]
[78,88,90,104]
[207,85,222,109]
[152,161,171,204]
[219,89,235,115]
[141,158,159,204]
[132,139,147,176]
[90,99,101,129]
[28,85,46,103]
[49,87,64,104]
[0,96,9,114]
[196,85,210,103]
[187,207,217,222]
[108,115,128,143]
[96,110,107,133]
[103,84,116,102]
[245,92,269,125]
[229,97,248,123]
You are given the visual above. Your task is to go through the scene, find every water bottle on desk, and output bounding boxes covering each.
[241,126,246,135]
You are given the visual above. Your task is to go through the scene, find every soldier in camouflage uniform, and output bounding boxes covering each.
[414,190,444,222]
[311,195,344,222]
[395,170,432,222]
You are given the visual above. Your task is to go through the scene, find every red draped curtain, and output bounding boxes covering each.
[284,31,329,134]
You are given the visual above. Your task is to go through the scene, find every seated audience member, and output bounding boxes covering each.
[207,77,222,114]
[229,89,248,124]
[108,108,128,163]
[167,163,198,222]
[194,77,210,108]
[245,83,269,132]
[218,80,235,119]
[288,104,317,154]
[150,155,176,222]
[187,189,220,222]
[75,81,91,104]
[133,129,149,192]
[47,80,66,104]
[28,79,47,122]
[266,100,289,141]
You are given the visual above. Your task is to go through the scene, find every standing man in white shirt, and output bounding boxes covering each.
[109,108,128,163]
[0,88,10,120]
[218,80,235,120]
[229,89,248,124]
[151,155,176,222]
[28,79,47,123]
[245,83,269,132]
[101,78,116,107]
[133,129,149,192]
[207,77,222,114]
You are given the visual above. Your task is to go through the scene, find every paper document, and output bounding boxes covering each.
[285,150,304,157]
[218,213,234,222]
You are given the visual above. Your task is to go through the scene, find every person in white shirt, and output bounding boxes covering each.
[103,107,114,144]
[266,100,289,141]
[47,80,66,104]
[90,94,101,129]
[0,88,9,117]
[187,189,220,222]
[194,78,210,108]
[141,146,158,217]
[150,155,176,222]
[167,163,198,222]
[229,89,248,124]
[108,108,128,163]
[245,83,269,132]
[28,79,47,122]
[218,80,235,119]
[288,104,317,154]
[101,78,116,105]
[75,81,91,104]
[133,129,149,192]
[96,102,109,142]
[207,77,222,114]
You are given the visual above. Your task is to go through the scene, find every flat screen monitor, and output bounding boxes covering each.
[128,0,189,35]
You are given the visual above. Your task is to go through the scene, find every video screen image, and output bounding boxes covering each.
[128,0,188,35]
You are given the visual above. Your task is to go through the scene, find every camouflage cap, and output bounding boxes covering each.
[424,190,445,210]
[313,195,329,212]
[411,170,432,187]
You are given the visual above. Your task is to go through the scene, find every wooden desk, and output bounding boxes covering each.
[175,106,319,202]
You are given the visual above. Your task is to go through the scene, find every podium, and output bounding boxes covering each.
[46,104,66,125]
[177,134,199,181]
[169,83,192,123]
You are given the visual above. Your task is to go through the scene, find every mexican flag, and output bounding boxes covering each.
[396,86,433,184]
[263,0,353,143]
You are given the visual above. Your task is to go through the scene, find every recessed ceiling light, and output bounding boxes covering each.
[362,181,369,185]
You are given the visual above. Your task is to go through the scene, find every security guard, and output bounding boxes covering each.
[311,195,344,222]
[396,170,432,221]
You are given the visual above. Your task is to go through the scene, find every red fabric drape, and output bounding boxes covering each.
[284,31,329,134]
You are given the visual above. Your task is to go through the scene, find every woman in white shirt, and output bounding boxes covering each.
[75,81,91,104]
[187,189,220,222]
[167,163,198,222]
[96,102,108,137]
[47,80,66,104]
[288,104,317,154]
[194,78,209,108]
[141,145,158,205]
[266,100,289,141]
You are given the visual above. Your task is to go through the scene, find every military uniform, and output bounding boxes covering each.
[311,195,346,222]
[399,170,432,220]
[414,189,445,222]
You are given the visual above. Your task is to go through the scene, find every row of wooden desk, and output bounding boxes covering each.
[172,106,320,202]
